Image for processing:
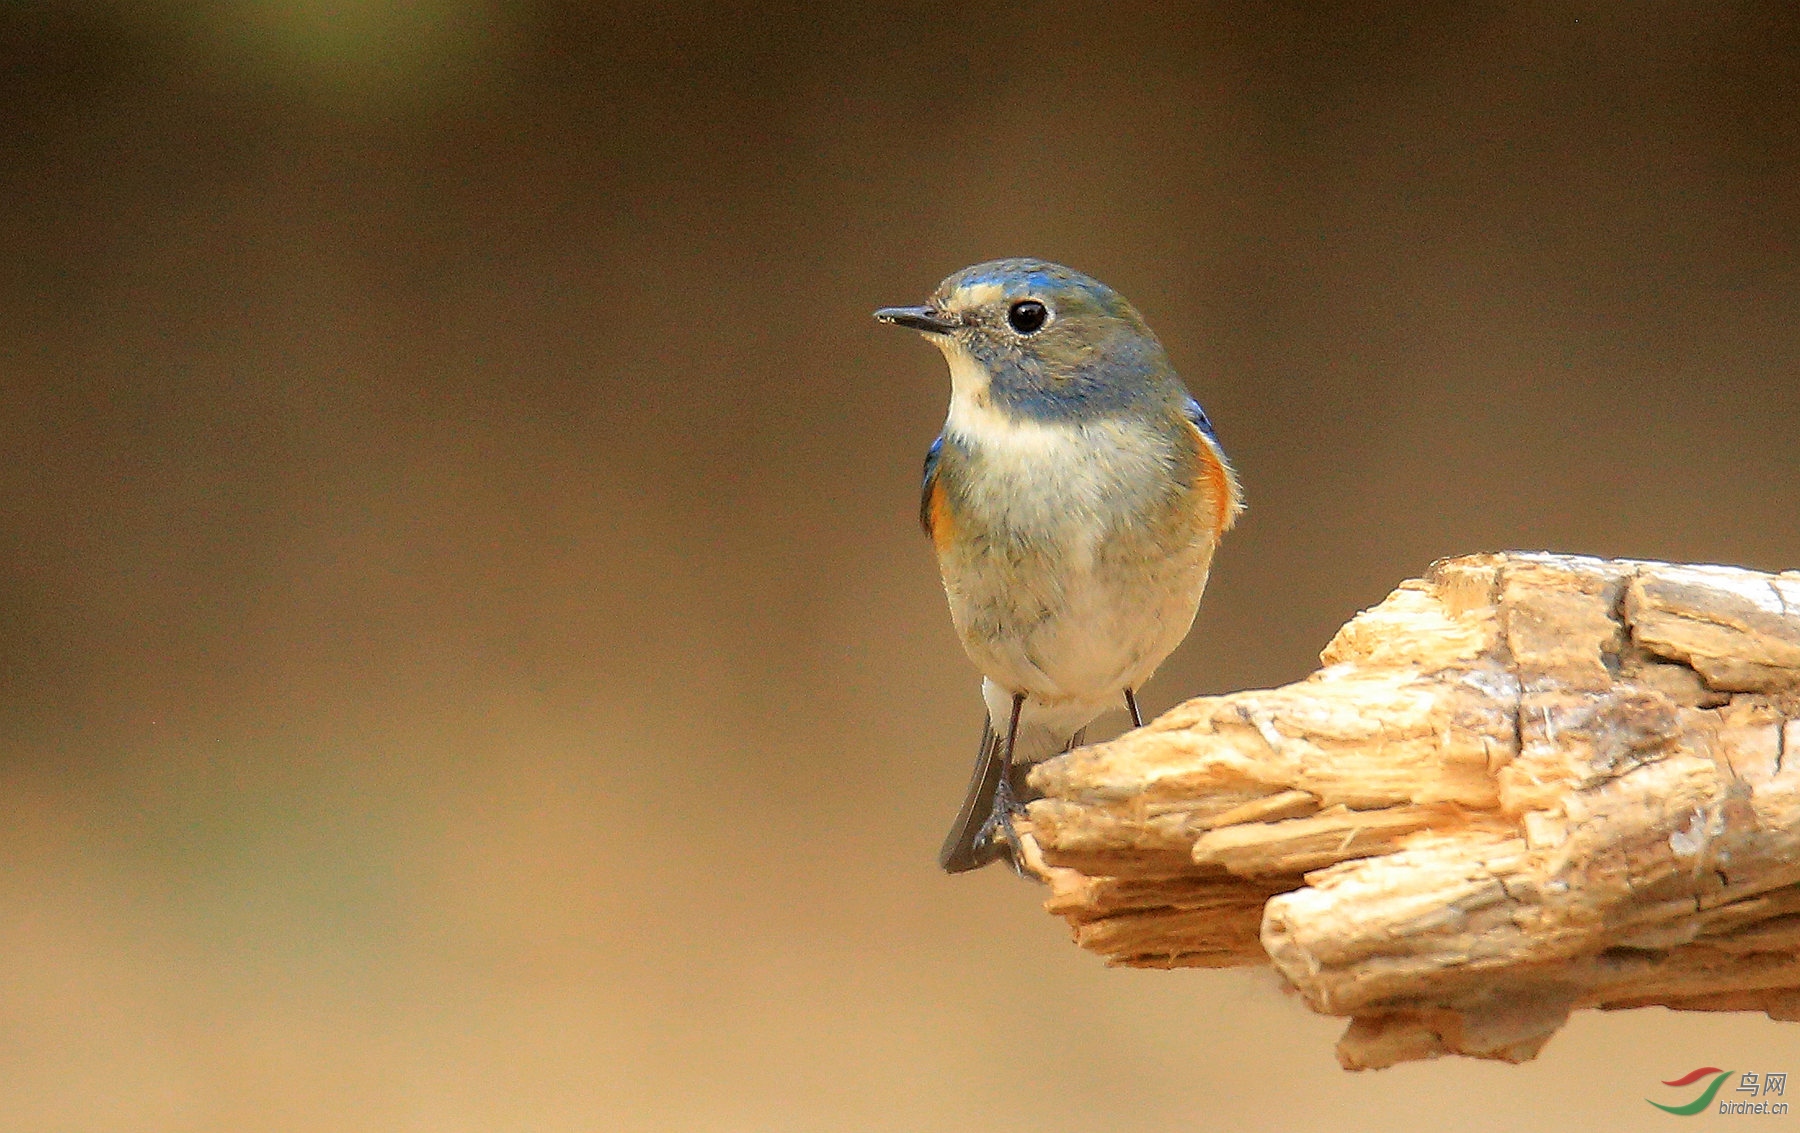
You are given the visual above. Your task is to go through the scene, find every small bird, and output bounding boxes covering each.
[876,259,1242,873]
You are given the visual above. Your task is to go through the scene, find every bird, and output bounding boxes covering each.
[876,259,1242,874]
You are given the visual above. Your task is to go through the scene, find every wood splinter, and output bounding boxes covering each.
[1014,552,1800,1069]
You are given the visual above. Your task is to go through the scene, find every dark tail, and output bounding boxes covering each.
[937,718,1009,873]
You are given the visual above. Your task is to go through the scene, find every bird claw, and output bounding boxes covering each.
[971,775,1031,874]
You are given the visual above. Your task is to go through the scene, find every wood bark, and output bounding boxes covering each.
[1015,553,1800,1068]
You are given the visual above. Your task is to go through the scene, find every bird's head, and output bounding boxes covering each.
[875,259,1180,423]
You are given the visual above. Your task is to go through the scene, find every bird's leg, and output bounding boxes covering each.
[973,692,1027,868]
[939,695,1084,874]
[1124,687,1144,729]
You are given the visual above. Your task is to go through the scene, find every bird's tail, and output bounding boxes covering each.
[937,718,1008,873]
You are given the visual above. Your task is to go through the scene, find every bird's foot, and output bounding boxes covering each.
[972,773,1032,875]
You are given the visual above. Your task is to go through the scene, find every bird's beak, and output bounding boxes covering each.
[874,305,959,335]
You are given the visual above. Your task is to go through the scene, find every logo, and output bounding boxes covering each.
[1650,1068,1789,1117]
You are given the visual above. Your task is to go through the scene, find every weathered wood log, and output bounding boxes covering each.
[1015,552,1800,1069]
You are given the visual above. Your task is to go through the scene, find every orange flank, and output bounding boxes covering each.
[1185,418,1242,540]
[927,478,956,554]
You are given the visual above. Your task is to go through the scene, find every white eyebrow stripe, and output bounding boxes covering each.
[950,281,1007,309]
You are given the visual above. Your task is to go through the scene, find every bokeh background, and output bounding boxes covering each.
[3,2,1798,1130]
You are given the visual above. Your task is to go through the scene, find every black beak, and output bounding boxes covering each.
[874,305,959,335]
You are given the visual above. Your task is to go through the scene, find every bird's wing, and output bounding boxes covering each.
[1182,395,1220,444]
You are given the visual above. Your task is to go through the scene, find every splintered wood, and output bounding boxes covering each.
[1017,553,1800,1069]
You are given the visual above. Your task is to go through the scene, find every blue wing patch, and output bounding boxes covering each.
[920,434,944,537]
[1182,396,1220,444]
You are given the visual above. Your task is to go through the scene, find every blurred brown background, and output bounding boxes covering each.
[2,2,1798,1129]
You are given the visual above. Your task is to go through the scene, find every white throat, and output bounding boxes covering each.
[937,338,1075,450]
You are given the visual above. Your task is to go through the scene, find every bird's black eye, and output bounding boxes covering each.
[1007,299,1048,334]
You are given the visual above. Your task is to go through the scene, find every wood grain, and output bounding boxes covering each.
[1016,553,1800,1068]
